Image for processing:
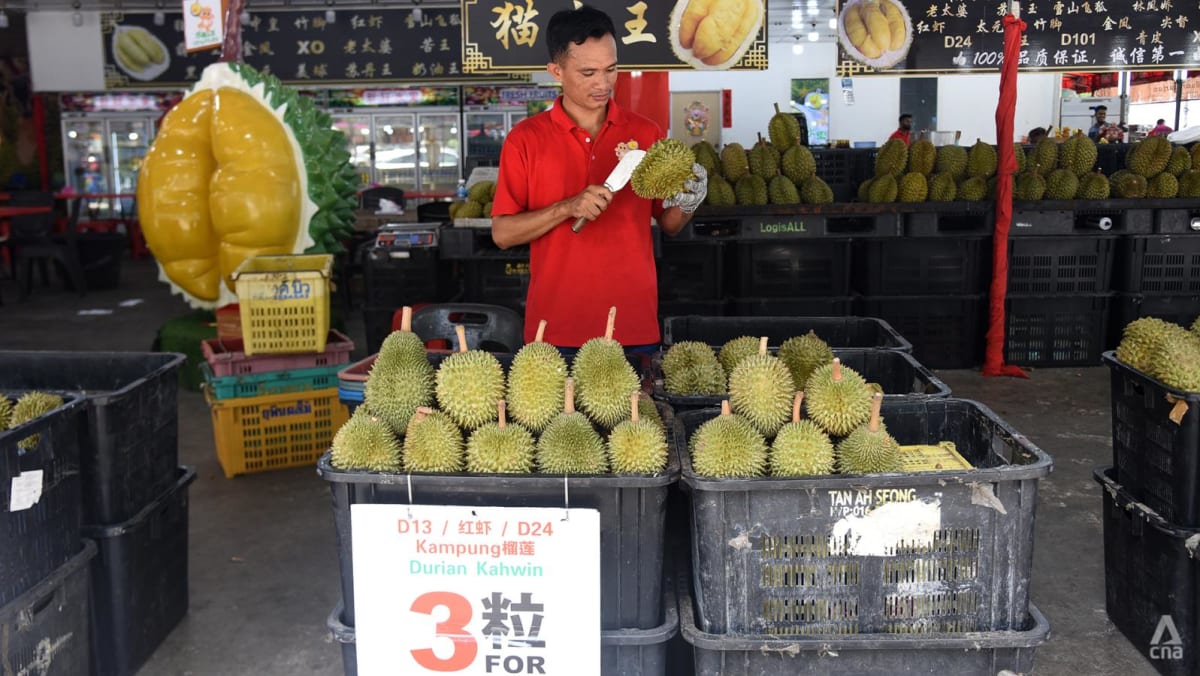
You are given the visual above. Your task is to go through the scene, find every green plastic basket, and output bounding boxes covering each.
[200,362,343,400]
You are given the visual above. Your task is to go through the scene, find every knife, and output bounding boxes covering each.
[572,149,646,233]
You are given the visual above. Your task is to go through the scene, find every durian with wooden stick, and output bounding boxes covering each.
[836,393,901,474]
[365,306,435,435]
[777,331,834,395]
[690,400,767,478]
[330,409,402,473]
[466,400,536,474]
[507,320,567,432]
[608,392,669,474]
[537,378,608,474]
[435,325,505,430]
[572,307,641,429]
[403,407,464,473]
[770,392,835,477]
[717,335,761,378]
[728,337,794,437]
[804,357,872,437]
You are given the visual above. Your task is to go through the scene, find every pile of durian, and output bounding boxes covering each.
[329,307,668,476]
[1116,315,1200,392]
[1108,137,1199,199]
[448,180,496,220]
[697,104,836,207]
[0,391,66,450]
[858,137,1002,203]
[667,334,902,479]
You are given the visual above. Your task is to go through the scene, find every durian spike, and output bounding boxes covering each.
[400,306,413,332]
[630,391,640,422]
[455,325,468,353]
[498,400,507,429]
[535,320,548,343]
[605,306,617,341]
[792,391,805,423]
[720,399,731,416]
[758,336,768,356]
[564,378,576,414]
[832,358,843,383]
[868,392,884,433]
[414,406,432,424]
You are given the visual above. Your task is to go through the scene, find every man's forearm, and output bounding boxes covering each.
[491,202,572,249]
[658,206,694,237]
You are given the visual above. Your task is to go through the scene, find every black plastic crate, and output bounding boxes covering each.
[659,299,727,319]
[0,351,184,524]
[1097,466,1199,676]
[732,240,852,297]
[859,294,983,369]
[0,540,95,676]
[901,203,994,236]
[1154,199,1200,233]
[661,315,911,352]
[1005,294,1112,367]
[1106,351,1200,527]
[438,226,511,260]
[735,208,900,238]
[1,392,85,607]
[650,347,950,412]
[1007,235,1117,294]
[326,587,678,676]
[317,426,679,630]
[1011,205,1074,234]
[726,296,856,317]
[658,242,726,301]
[462,258,531,312]
[1074,200,1154,234]
[83,467,194,676]
[363,246,449,309]
[855,237,989,295]
[1112,295,1200,346]
[1117,234,1200,294]
[680,576,1050,676]
[677,398,1052,635]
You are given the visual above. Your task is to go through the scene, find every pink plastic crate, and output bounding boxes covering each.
[203,330,355,377]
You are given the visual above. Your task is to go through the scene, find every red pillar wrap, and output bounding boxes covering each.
[615,71,670,133]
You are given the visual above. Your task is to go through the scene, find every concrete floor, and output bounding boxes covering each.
[0,256,1159,676]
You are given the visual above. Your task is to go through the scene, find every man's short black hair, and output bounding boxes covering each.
[1028,126,1047,139]
[1094,105,1107,111]
[1157,118,1166,125]
[899,113,913,122]
[546,6,616,63]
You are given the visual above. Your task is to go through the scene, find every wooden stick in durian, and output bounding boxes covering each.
[630,391,640,422]
[455,325,468,353]
[867,392,884,433]
[605,306,617,341]
[832,358,844,383]
[400,306,413,332]
[792,391,804,423]
[534,319,547,343]
[498,399,507,429]
[758,336,768,356]
[413,406,432,424]
[564,377,576,413]
[720,399,731,416]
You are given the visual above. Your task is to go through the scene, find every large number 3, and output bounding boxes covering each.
[410,591,478,671]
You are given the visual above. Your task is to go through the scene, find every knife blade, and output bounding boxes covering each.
[572,149,646,233]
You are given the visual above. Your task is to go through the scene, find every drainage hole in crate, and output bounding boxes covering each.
[762,597,859,633]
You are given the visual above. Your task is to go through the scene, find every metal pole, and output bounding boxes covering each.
[1175,69,1185,132]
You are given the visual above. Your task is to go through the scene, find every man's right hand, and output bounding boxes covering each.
[566,185,614,222]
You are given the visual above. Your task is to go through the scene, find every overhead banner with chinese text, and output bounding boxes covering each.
[462,0,769,72]
[102,8,529,89]
[835,0,1200,76]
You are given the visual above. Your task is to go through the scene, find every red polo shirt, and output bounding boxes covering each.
[492,97,664,348]
[888,129,911,145]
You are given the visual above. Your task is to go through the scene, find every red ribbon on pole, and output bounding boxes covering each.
[982,12,1029,378]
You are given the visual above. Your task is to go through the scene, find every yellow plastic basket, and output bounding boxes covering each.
[232,254,333,356]
[898,442,974,472]
[205,386,349,478]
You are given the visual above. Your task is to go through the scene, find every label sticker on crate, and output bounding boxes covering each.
[9,470,43,511]
[350,504,601,676]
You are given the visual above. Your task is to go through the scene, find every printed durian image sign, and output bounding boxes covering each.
[462,0,768,72]
[836,0,1200,77]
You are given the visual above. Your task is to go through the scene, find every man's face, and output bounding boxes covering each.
[900,117,912,131]
[547,35,619,114]
[1095,109,1107,123]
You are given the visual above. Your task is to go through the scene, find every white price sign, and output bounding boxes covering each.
[351,504,601,676]
[181,0,225,52]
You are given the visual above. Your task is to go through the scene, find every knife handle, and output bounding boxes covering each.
[571,216,588,233]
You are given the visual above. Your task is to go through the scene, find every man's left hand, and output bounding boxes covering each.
[663,163,707,214]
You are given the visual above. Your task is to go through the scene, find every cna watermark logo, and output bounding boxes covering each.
[1150,615,1184,661]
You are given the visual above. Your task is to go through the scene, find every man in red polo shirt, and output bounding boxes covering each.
[490,6,706,349]
[887,113,913,145]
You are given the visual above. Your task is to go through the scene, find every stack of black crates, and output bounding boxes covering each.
[0,352,190,676]
[362,239,453,355]
[1112,202,1200,335]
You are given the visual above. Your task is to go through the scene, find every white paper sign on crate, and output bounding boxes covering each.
[351,503,601,676]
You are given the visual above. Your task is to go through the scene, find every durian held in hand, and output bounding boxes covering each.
[836,393,902,475]
[364,306,434,435]
[690,400,768,479]
[770,392,835,477]
[507,319,567,433]
[436,324,505,431]
[630,139,708,213]
[608,392,669,475]
[466,400,536,474]
[536,377,608,475]
[728,337,794,438]
[572,307,641,429]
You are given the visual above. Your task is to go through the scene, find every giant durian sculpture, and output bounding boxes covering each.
[138,62,356,308]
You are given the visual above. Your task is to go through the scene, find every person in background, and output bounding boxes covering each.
[1149,119,1174,136]
[1027,127,1048,145]
[888,113,913,145]
[1087,105,1109,140]
[490,6,706,353]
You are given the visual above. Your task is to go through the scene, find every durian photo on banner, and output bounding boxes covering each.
[670,91,722,148]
